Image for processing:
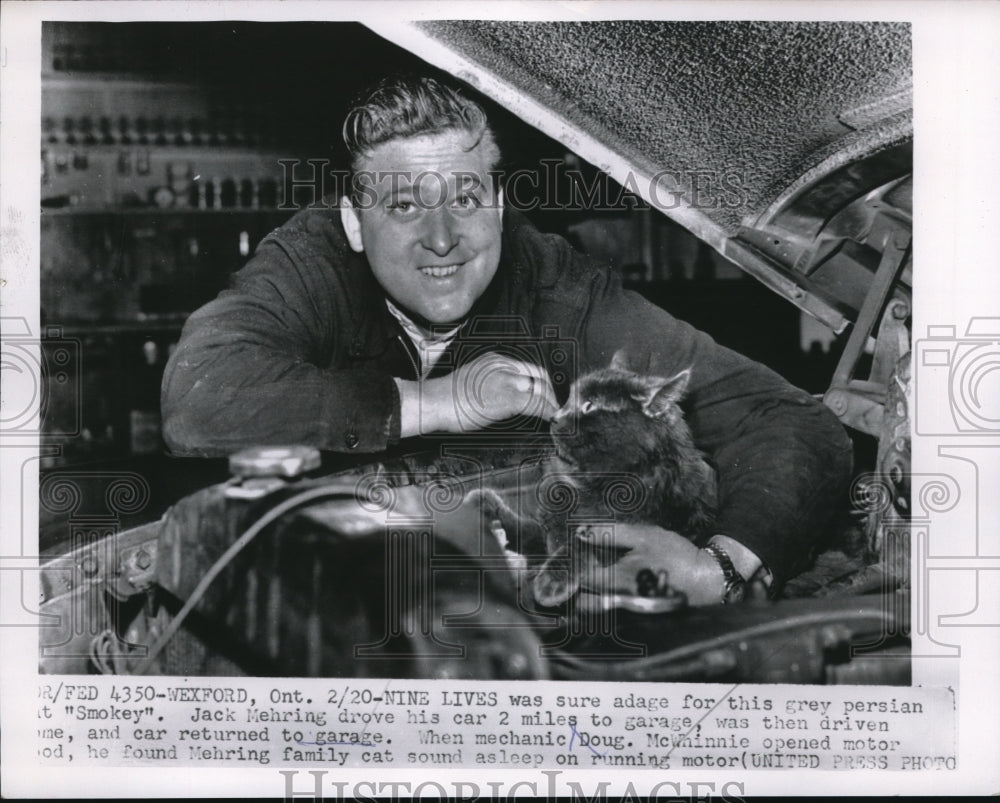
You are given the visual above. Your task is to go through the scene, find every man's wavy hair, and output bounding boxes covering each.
[342,74,502,204]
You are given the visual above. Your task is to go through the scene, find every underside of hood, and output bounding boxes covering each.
[366,20,913,333]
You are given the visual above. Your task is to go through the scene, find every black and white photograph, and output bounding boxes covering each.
[1,1,997,798]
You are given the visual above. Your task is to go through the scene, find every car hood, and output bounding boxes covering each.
[366,20,912,333]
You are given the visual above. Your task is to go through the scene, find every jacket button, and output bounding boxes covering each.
[345,432,360,449]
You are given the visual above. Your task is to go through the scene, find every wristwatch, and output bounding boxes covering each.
[703,543,747,604]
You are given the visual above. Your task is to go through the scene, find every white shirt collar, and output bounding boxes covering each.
[385,299,463,378]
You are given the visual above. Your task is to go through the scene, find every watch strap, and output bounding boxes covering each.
[703,543,747,604]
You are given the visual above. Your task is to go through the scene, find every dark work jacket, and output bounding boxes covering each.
[161,205,853,584]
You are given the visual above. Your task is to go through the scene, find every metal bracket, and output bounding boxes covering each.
[823,233,911,435]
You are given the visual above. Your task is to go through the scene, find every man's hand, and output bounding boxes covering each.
[575,523,748,606]
[395,353,558,436]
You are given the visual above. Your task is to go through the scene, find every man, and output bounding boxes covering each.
[162,75,853,605]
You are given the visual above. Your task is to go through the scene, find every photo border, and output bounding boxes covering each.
[2,0,998,797]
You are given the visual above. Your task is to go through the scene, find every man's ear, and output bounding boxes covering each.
[340,196,364,253]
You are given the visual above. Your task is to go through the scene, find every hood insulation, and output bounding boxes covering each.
[366,19,912,330]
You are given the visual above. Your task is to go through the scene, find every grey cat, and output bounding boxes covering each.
[472,351,717,607]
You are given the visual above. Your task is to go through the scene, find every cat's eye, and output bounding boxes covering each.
[580,400,594,414]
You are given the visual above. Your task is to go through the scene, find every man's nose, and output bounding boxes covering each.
[419,207,459,256]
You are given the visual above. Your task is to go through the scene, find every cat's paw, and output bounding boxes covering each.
[532,547,581,607]
[466,487,505,525]
[466,488,524,559]
[464,487,506,516]
[533,569,575,607]
[503,549,529,574]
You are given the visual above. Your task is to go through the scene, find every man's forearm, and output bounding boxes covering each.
[163,338,400,457]
[392,357,557,439]
[706,393,853,586]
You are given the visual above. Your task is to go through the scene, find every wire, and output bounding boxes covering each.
[130,485,361,675]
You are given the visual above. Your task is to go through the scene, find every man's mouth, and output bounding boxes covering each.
[419,264,462,278]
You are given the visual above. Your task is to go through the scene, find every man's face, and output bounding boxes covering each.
[341,129,504,328]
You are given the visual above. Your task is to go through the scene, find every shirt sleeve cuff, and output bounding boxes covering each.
[708,534,772,587]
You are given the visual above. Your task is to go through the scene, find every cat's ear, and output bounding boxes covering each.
[644,369,691,418]
[609,349,631,372]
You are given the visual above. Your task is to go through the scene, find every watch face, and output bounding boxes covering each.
[724,578,747,604]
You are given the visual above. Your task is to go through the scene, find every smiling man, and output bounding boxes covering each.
[339,118,556,434]
[161,74,853,604]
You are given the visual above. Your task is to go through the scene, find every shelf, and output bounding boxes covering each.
[47,319,189,336]
[41,206,297,217]
[40,143,294,158]
[43,73,224,89]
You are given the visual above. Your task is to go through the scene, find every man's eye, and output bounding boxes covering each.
[388,201,416,214]
[453,193,481,210]
[580,400,594,414]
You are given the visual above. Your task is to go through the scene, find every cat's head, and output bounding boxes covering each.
[549,351,694,473]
